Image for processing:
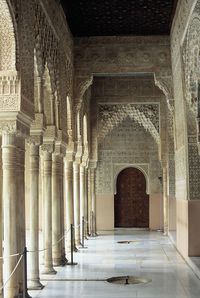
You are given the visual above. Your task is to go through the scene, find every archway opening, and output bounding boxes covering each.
[114,167,149,228]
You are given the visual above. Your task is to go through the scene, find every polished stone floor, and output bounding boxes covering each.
[29,230,200,298]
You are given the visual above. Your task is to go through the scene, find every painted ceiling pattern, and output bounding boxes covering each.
[61,0,178,37]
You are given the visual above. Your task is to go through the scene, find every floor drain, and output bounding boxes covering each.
[117,240,133,244]
[107,276,151,285]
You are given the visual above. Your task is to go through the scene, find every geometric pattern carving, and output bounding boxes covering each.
[96,116,160,194]
[188,137,200,200]
[182,13,200,115]
[0,0,16,70]
[98,103,160,144]
[154,73,174,112]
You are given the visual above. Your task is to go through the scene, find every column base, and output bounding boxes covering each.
[16,292,32,298]
[75,241,81,247]
[90,233,98,237]
[41,267,57,275]
[61,255,68,265]
[74,246,79,252]
[28,279,44,290]
[53,257,63,267]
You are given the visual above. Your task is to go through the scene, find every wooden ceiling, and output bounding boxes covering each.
[60,0,178,37]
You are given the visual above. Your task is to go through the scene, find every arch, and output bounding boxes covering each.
[114,167,149,228]
[98,105,160,145]
[0,0,17,70]
[113,165,149,195]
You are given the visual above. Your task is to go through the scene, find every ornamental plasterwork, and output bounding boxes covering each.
[0,118,30,137]
[182,12,200,115]
[182,8,200,150]
[38,0,73,61]
[98,103,160,144]
[0,0,16,70]
[96,116,159,194]
[0,71,19,111]
[154,73,174,112]
[171,0,197,64]
[73,75,93,111]
[188,135,200,199]
[75,36,171,75]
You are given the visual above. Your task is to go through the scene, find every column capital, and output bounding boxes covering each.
[30,113,46,133]
[52,153,63,177]
[43,125,57,142]
[88,160,97,169]
[65,150,75,162]
[54,130,67,157]
[0,114,31,138]
[75,141,83,164]
[27,135,43,146]
[40,143,54,154]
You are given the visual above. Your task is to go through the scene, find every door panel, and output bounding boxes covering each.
[114,167,149,228]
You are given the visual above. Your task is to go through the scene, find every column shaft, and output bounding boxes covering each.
[0,138,3,296]
[73,163,80,246]
[65,160,74,251]
[42,151,56,274]
[163,166,169,235]
[28,144,43,289]
[80,165,85,241]
[60,161,66,263]
[84,168,88,236]
[16,138,25,293]
[91,168,97,236]
[52,154,62,266]
[88,168,92,236]
[2,133,19,298]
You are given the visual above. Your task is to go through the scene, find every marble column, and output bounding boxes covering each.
[64,160,74,251]
[73,162,80,246]
[88,168,92,236]
[0,137,3,296]
[84,168,89,236]
[80,165,85,241]
[2,133,19,298]
[42,151,56,274]
[28,144,43,289]
[60,161,67,264]
[91,168,97,236]
[52,154,62,266]
[16,137,26,294]
[163,166,169,235]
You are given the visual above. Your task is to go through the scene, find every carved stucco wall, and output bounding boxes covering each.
[91,77,164,195]
[171,0,200,200]
[74,36,171,75]
[96,118,162,195]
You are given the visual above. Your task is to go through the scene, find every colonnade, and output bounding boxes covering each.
[0,129,97,298]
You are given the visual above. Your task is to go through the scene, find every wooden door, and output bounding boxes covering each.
[114,167,149,228]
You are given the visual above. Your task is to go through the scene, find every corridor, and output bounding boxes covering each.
[29,231,200,298]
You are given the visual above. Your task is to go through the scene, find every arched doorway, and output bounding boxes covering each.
[114,167,149,228]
